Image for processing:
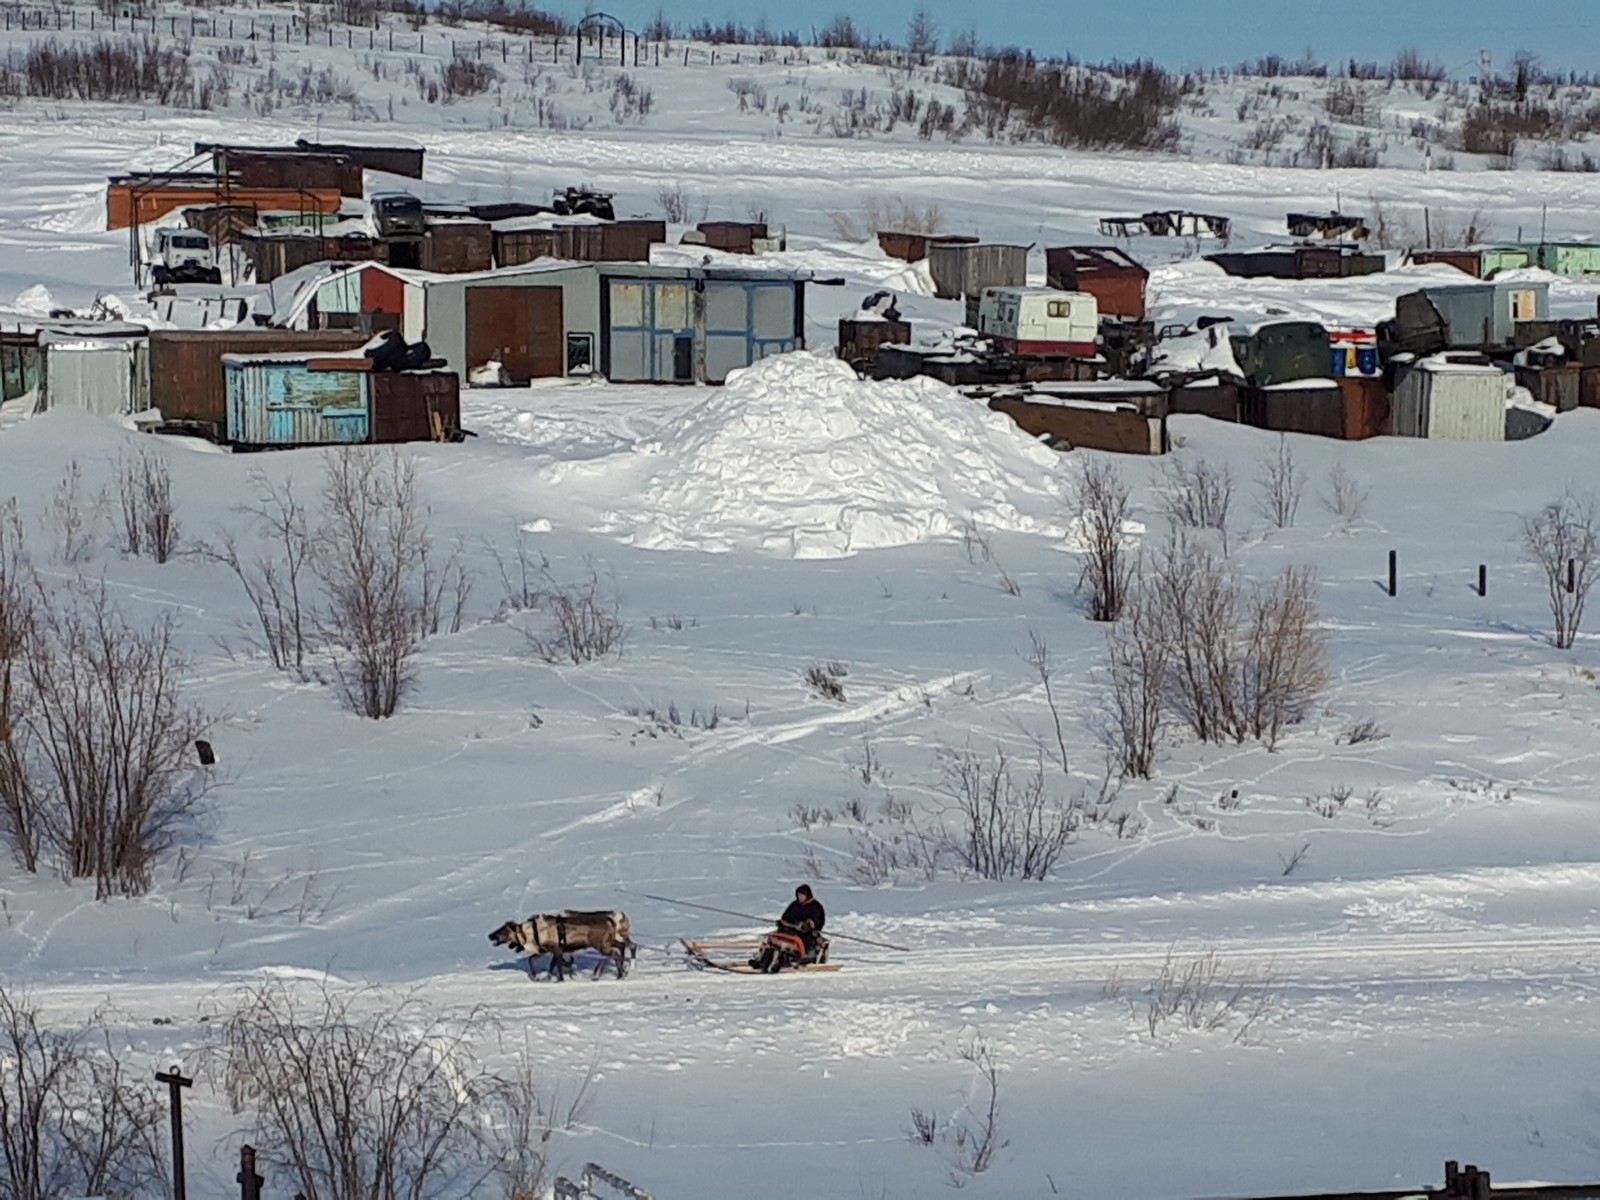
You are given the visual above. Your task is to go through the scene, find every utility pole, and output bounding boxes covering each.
[155,1066,194,1200]
[1479,50,1493,101]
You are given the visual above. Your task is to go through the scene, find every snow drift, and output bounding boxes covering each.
[585,352,1066,558]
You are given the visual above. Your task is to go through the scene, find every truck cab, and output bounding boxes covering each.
[153,229,220,285]
[371,192,426,238]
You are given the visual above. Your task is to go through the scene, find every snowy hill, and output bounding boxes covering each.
[4,7,1600,1200]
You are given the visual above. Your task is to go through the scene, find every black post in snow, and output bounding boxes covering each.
[1387,549,1397,598]
[1478,564,1487,597]
[155,1067,193,1200]
[238,1145,264,1200]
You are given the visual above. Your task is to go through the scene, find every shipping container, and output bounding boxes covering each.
[1229,321,1331,387]
[1392,358,1506,440]
[1515,364,1581,412]
[294,140,425,179]
[1407,249,1482,278]
[985,391,1166,454]
[1337,376,1391,439]
[150,330,370,429]
[1480,246,1533,277]
[876,232,978,263]
[1530,242,1600,277]
[1241,380,1346,439]
[695,221,767,255]
[1400,281,1551,350]
[205,147,364,198]
[40,333,149,417]
[1169,379,1240,422]
[1206,246,1384,279]
[928,243,1029,301]
[838,317,912,370]
[1043,246,1148,319]
[105,178,341,230]
[224,354,371,446]
[976,288,1098,356]
[422,220,494,274]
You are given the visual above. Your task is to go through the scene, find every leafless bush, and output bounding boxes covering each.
[0,986,166,1200]
[938,746,1079,880]
[1074,458,1135,622]
[908,1107,939,1146]
[818,13,862,48]
[1321,461,1369,523]
[949,1036,1005,1177]
[1025,631,1069,774]
[1255,434,1304,529]
[1522,492,1599,650]
[1143,947,1279,1043]
[216,982,529,1200]
[657,184,705,225]
[314,448,435,718]
[440,53,496,100]
[1337,718,1388,745]
[0,575,211,898]
[0,503,35,871]
[1279,840,1311,875]
[45,460,100,565]
[1160,454,1233,537]
[1241,566,1329,748]
[209,475,316,675]
[1099,582,1168,779]
[524,565,624,664]
[5,37,193,104]
[609,72,654,123]
[829,194,944,241]
[113,448,180,563]
[941,54,1182,151]
[486,527,549,615]
[803,661,848,702]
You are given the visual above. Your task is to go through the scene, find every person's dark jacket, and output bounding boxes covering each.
[780,897,825,935]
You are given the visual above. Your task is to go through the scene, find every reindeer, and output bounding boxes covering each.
[488,909,634,980]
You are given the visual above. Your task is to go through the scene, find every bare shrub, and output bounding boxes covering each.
[829,194,944,241]
[1321,461,1368,523]
[2,577,211,898]
[939,746,1079,880]
[1143,947,1279,1043]
[524,565,624,664]
[941,54,1181,151]
[1337,718,1388,745]
[45,460,100,566]
[657,184,705,225]
[0,503,40,875]
[908,1107,939,1146]
[1160,454,1233,537]
[1279,840,1311,875]
[1074,458,1135,622]
[0,986,166,1200]
[314,449,431,719]
[113,448,180,563]
[1240,566,1329,749]
[209,474,316,675]
[949,1036,1005,1177]
[803,661,848,702]
[1099,582,1168,779]
[1024,631,1069,774]
[818,14,862,48]
[440,53,496,100]
[1255,434,1304,529]
[218,982,506,1200]
[1522,492,1599,650]
[7,37,193,104]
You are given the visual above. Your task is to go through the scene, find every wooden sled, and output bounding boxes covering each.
[681,937,841,974]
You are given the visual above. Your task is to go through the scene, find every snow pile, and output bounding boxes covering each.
[593,352,1066,558]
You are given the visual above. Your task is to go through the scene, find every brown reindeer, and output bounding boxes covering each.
[488,909,634,980]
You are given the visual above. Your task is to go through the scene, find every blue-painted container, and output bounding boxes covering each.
[223,354,370,446]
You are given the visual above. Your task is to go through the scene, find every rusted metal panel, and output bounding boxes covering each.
[423,221,494,273]
[837,318,911,369]
[211,149,364,198]
[182,204,259,246]
[106,180,341,230]
[1169,380,1240,422]
[1241,381,1348,439]
[466,285,565,380]
[1516,364,1581,412]
[224,357,370,446]
[294,139,425,179]
[149,330,368,428]
[696,221,767,254]
[1044,246,1148,319]
[927,243,1028,300]
[494,229,561,267]
[370,371,460,443]
[986,394,1165,454]
[1336,375,1391,439]
[1409,249,1483,278]
[1582,365,1600,408]
[877,232,978,263]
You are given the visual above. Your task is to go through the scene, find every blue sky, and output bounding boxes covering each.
[597,0,1598,75]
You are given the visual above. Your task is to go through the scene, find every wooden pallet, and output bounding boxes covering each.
[681,938,841,975]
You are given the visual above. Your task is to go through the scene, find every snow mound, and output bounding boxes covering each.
[597,352,1066,559]
[12,283,56,314]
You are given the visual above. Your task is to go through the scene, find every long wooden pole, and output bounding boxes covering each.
[625,890,910,952]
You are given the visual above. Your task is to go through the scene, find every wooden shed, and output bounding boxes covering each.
[1241,377,1388,440]
[1407,249,1483,278]
[222,353,458,447]
[1044,246,1149,319]
[694,221,769,255]
[1206,245,1384,280]
[928,243,1029,301]
[877,232,978,263]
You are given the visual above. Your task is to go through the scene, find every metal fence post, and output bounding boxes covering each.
[155,1067,193,1200]
[237,1145,263,1200]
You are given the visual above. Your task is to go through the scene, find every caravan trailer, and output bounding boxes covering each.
[976,288,1098,357]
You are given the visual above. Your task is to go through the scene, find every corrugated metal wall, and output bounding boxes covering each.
[1393,367,1505,440]
[928,244,1028,300]
[224,360,370,445]
[150,330,369,427]
[43,342,147,416]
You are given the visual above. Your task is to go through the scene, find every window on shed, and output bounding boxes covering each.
[655,282,690,330]
[1047,300,1070,319]
[610,282,644,327]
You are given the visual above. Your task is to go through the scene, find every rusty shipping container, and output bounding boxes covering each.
[239,232,379,283]
[1337,376,1391,439]
[1515,364,1581,412]
[423,221,494,274]
[494,228,562,268]
[1409,249,1483,278]
[1242,379,1386,440]
[927,242,1029,301]
[295,140,425,179]
[149,330,370,430]
[986,393,1166,455]
[838,317,912,369]
[371,371,461,442]
[876,231,978,263]
[207,148,364,199]
[696,221,767,254]
[1044,247,1149,319]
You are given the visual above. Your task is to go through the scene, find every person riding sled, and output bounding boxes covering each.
[749,885,826,973]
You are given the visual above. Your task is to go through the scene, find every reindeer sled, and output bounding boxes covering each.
[680,931,839,975]
[489,910,635,981]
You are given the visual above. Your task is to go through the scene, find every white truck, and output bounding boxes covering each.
[152,228,221,286]
[976,287,1099,357]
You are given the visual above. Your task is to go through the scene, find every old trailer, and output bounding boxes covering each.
[975,288,1098,357]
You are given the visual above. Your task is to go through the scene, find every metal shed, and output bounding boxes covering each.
[1044,246,1148,319]
[39,329,149,416]
[1229,321,1331,388]
[1480,246,1533,277]
[421,262,601,384]
[1206,245,1384,280]
[222,353,459,447]
[1412,280,1550,349]
[150,329,371,430]
[1530,242,1600,277]
[1392,356,1506,441]
[928,243,1029,301]
[422,219,494,274]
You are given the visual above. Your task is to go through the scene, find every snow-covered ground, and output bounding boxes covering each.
[5,19,1600,1199]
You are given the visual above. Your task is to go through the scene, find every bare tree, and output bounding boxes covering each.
[1099,581,1168,779]
[0,501,38,872]
[1241,566,1329,748]
[314,448,430,719]
[939,746,1078,880]
[1522,492,1599,650]
[1160,454,1234,539]
[1255,434,1304,529]
[1073,458,1134,622]
[209,474,317,675]
[45,460,100,566]
[1147,533,1240,744]
[5,579,212,897]
[1024,630,1068,775]
[906,6,938,58]
[0,986,166,1200]
[217,982,503,1200]
[113,448,180,563]
[948,1036,1005,1178]
[483,1049,598,1200]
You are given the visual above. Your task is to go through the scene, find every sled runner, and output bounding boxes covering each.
[681,936,840,974]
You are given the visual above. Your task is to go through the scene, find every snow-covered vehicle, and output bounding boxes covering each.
[152,228,221,285]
